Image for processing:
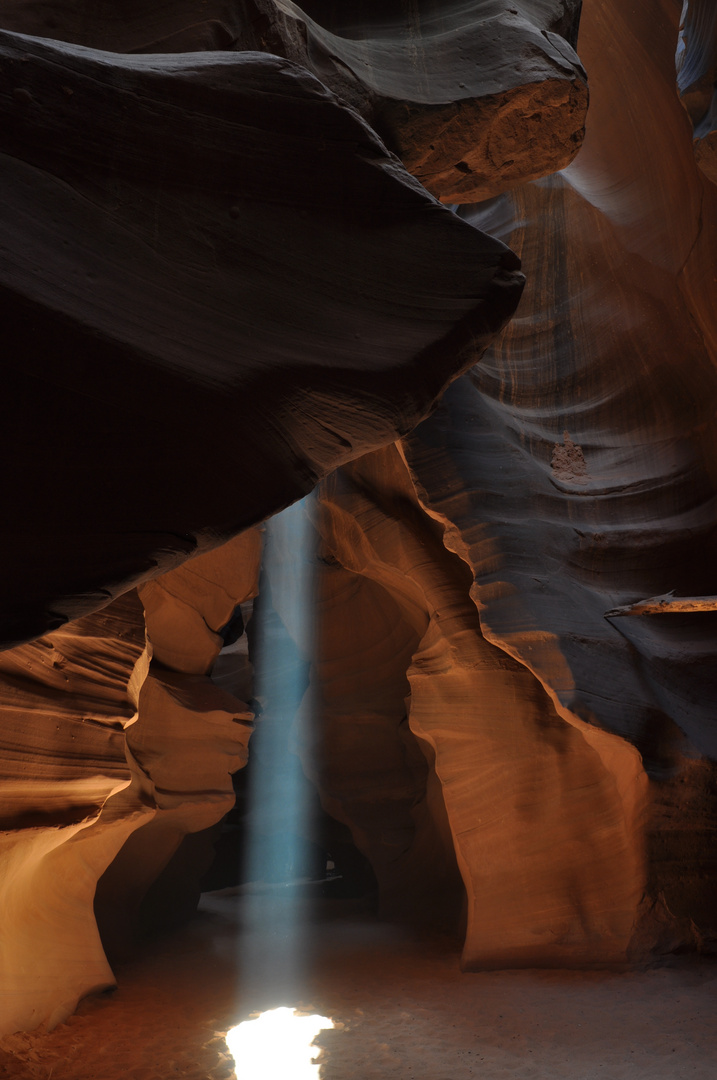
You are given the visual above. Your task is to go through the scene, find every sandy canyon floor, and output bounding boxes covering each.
[1,888,716,1079]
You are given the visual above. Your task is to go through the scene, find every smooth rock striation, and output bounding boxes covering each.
[0,2,588,203]
[0,26,522,648]
[230,0,589,203]
[399,0,717,955]
[266,0,717,968]
[0,593,150,1034]
[0,534,261,1033]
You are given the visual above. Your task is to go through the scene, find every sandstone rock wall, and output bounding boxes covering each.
[0,534,261,1032]
[0,21,522,647]
[273,0,717,967]
[0,593,149,1033]
[1,0,716,1038]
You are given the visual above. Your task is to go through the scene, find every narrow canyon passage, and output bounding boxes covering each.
[2,0,717,1062]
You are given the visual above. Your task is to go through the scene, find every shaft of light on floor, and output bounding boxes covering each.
[226,1007,334,1080]
[232,496,330,1073]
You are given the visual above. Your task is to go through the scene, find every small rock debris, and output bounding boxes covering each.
[551,429,589,484]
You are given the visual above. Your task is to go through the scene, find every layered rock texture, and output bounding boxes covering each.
[0,21,522,648]
[2,0,717,1037]
[0,1,588,202]
[0,534,261,1033]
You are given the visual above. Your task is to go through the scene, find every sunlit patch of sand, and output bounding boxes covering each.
[225,1007,334,1079]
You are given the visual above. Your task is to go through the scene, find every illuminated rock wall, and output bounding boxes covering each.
[307,448,647,968]
[0,534,260,1034]
[300,0,717,967]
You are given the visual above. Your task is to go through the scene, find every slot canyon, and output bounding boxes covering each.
[0,1,716,1077]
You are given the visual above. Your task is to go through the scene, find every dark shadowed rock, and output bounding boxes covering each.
[230,0,589,203]
[0,2,588,203]
[0,29,522,648]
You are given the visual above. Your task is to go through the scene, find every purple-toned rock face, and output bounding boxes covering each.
[677,0,717,184]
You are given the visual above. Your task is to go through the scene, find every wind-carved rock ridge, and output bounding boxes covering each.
[0,25,523,650]
[302,447,646,969]
[0,13,529,1032]
[397,0,717,959]
[0,534,261,1034]
[0,1,588,203]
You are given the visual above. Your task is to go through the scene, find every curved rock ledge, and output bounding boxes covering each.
[237,0,588,203]
[0,535,260,1034]
[400,0,717,954]
[0,28,522,648]
[0,2,588,203]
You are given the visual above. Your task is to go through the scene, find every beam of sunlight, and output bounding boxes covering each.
[239,494,318,998]
[226,1007,334,1080]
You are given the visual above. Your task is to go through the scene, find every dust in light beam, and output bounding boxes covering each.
[226,1007,335,1079]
